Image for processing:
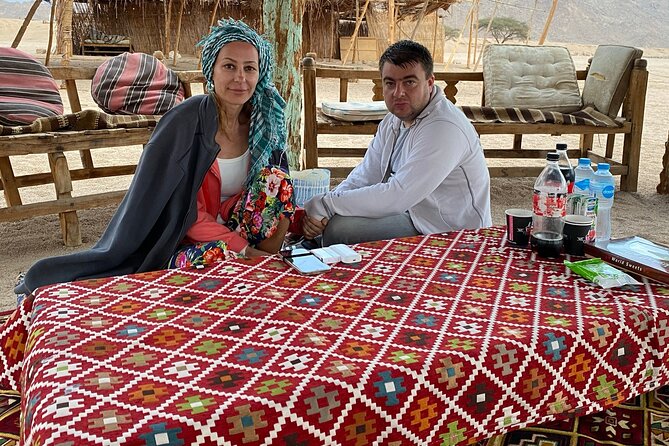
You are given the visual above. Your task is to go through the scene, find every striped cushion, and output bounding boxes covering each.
[91,52,184,115]
[0,48,63,126]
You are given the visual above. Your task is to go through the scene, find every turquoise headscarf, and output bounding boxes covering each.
[198,18,287,188]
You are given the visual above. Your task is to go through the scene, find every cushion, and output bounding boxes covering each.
[321,101,388,121]
[91,52,184,115]
[581,45,643,117]
[0,47,63,126]
[483,44,582,113]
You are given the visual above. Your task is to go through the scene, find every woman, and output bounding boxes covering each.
[169,19,294,267]
[15,19,294,297]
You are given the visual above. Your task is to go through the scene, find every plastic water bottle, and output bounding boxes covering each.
[591,163,615,241]
[533,152,568,241]
[571,158,598,241]
[573,158,595,195]
[556,143,575,193]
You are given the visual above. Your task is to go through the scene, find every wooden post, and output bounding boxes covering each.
[302,57,318,169]
[341,0,371,65]
[538,0,558,45]
[171,0,186,66]
[11,0,42,48]
[620,59,647,192]
[658,131,669,194]
[59,0,73,64]
[48,151,82,247]
[45,0,57,66]
[263,0,306,171]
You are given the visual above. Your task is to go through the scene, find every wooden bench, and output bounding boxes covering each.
[302,56,648,192]
[0,66,205,246]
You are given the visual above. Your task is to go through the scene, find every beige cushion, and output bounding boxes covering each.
[581,45,643,117]
[483,44,582,113]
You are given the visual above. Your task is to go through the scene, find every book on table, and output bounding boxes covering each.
[584,236,669,284]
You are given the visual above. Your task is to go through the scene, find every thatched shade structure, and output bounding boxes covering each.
[68,0,461,59]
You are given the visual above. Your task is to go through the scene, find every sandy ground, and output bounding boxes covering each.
[1,20,669,311]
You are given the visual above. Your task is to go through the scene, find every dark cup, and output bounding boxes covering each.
[532,231,563,259]
[562,215,593,256]
[505,209,533,246]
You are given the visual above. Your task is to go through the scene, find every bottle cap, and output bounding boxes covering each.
[556,143,568,151]
[578,158,591,166]
[546,152,559,161]
[597,162,610,171]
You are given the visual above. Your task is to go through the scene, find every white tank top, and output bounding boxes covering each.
[217,149,250,201]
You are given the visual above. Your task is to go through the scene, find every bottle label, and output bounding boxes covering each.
[533,190,567,217]
[602,185,615,199]
[574,178,589,191]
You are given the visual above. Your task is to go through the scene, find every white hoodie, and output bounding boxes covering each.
[306,85,492,234]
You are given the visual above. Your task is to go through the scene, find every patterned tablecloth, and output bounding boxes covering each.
[14,227,669,445]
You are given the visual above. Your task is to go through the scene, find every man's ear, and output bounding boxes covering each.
[427,74,435,88]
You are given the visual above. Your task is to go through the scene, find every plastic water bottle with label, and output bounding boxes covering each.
[570,158,598,241]
[591,163,615,241]
[532,152,567,251]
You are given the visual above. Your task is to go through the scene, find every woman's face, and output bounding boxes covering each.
[212,41,259,107]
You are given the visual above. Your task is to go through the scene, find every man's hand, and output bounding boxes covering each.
[302,214,328,240]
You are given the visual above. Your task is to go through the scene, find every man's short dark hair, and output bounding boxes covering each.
[379,40,434,78]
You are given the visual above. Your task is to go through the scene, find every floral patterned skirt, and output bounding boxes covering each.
[168,165,294,269]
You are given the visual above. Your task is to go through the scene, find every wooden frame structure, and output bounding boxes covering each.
[301,56,648,192]
[0,67,205,247]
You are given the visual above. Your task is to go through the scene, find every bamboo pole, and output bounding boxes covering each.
[526,0,539,43]
[538,0,558,45]
[197,0,221,70]
[172,0,186,66]
[410,0,429,40]
[11,0,42,48]
[341,0,371,65]
[473,0,499,71]
[164,0,173,55]
[472,0,479,64]
[45,0,57,66]
[446,3,475,69]
[388,0,395,45]
[432,10,439,56]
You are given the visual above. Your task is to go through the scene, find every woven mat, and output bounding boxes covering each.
[0,109,160,136]
[0,391,19,445]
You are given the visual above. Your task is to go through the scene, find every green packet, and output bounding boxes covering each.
[564,258,641,289]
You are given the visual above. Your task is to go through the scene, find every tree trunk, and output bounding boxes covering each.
[263,0,306,171]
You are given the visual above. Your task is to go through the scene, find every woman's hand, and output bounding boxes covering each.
[243,246,273,258]
[302,215,328,240]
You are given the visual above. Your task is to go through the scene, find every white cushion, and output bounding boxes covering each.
[321,101,388,122]
[483,45,582,113]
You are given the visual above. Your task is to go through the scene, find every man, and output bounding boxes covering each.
[303,40,491,246]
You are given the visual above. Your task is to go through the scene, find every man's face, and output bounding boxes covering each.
[381,61,435,125]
